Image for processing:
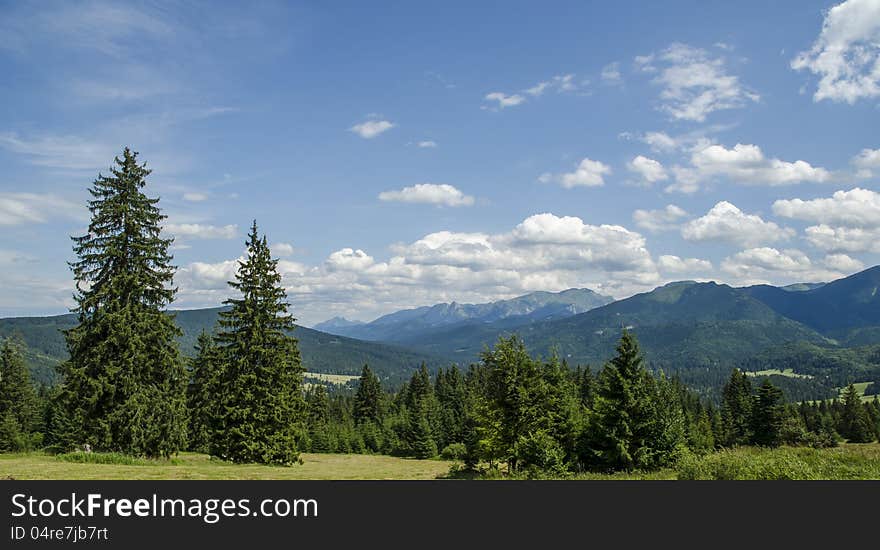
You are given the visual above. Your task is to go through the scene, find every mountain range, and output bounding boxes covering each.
[4,267,880,397]
[313,288,613,342]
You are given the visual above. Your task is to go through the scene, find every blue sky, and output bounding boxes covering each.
[2,0,880,325]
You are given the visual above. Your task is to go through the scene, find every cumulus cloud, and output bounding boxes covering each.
[791,0,880,103]
[483,92,525,109]
[640,131,679,152]
[804,224,880,253]
[163,223,238,239]
[350,119,395,139]
[668,142,831,193]
[635,43,759,121]
[633,204,689,232]
[627,155,668,185]
[721,247,847,284]
[658,255,713,273]
[378,183,475,207]
[176,213,664,324]
[541,158,611,188]
[773,188,880,227]
[852,148,880,177]
[823,252,865,272]
[681,201,795,247]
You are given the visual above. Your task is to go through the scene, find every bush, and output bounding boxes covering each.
[56,452,182,466]
[440,443,467,461]
[513,431,568,478]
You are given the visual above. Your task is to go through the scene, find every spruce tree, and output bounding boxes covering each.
[583,330,660,471]
[58,148,186,457]
[353,364,383,424]
[721,369,753,446]
[839,384,874,443]
[750,379,784,447]
[211,221,306,465]
[0,337,39,451]
[186,331,221,453]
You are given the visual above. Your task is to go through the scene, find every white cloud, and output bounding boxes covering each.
[792,0,880,103]
[525,74,577,96]
[601,62,623,85]
[349,119,395,139]
[668,142,831,193]
[641,131,679,152]
[721,247,846,284]
[182,192,208,202]
[378,183,475,207]
[627,155,668,184]
[823,253,865,272]
[633,204,689,232]
[658,255,713,273]
[804,224,880,253]
[542,158,611,188]
[635,43,759,121]
[773,188,880,227]
[417,140,437,148]
[163,223,238,239]
[0,193,85,225]
[484,92,525,109]
[273,242,294,257]
[176,212,663,324]
[852,148,880,177]
[681,201,795,247]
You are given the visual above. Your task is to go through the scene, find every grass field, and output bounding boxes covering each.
[303,372,360,385]
[744,368,813,379]
[0,452,452,480]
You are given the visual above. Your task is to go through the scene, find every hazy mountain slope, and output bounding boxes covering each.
[393,281,831,367]
[325,288,614,341]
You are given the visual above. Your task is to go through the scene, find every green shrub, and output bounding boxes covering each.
[440,443,467,461]
[56,452,182,466]
[513,431,568,478]
[677,446,880,480]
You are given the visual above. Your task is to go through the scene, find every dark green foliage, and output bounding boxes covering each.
[751,379,785,447]
[186,332,220,453]
[0,337,39,442]
[582,331,685,471]
[353,365,383,424]
[57,148,187,458]
[839,384,875,443]
[721,369,753,446]
[211,222,307,465]
[513,430,568,478]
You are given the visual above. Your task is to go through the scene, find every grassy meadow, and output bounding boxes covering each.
[0,452,452,480]
[2,444,878,480]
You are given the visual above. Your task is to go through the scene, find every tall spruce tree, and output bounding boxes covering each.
[750,379,784,447]
[0,336,39,451]
[353,365,383,424]
[721,369,753,447]
[839,384,874,443]
[57,148,186,457]
[211,221,306,465]
[583,331,663,471]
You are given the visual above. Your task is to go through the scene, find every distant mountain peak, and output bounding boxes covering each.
[312,316,365,334]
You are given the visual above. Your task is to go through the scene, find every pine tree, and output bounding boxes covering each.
[57,148,186,458]
[839,384,874,443]
[750,379,784,447]
[211,221,306,465]
[186,331,221,453]
[0,336,39,451]
[720,369,753,446]
[353,364,383,424]
[306,385,332,452]
[582,330,662,471]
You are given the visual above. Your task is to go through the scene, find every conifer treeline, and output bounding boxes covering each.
[266,333,880,475]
